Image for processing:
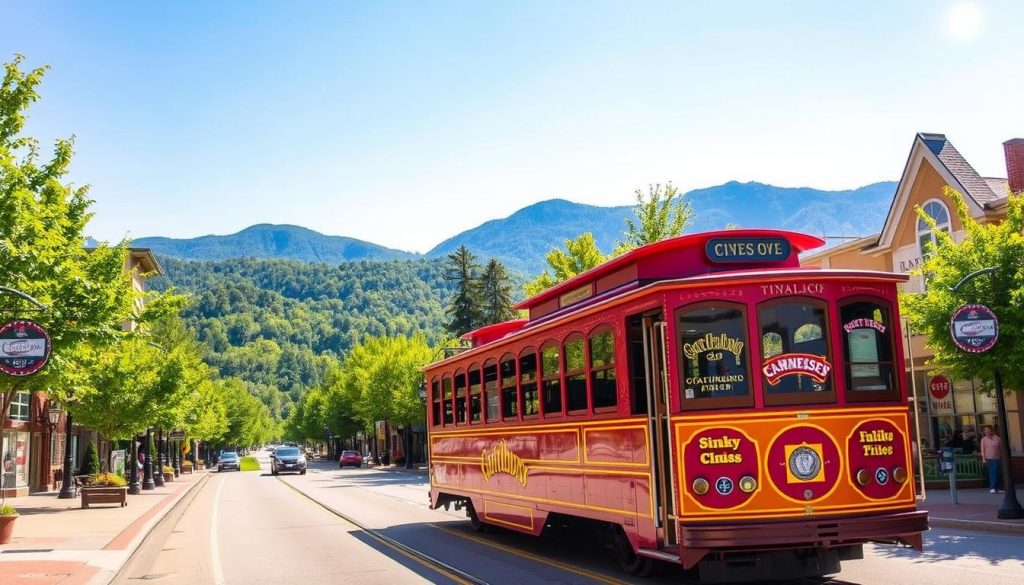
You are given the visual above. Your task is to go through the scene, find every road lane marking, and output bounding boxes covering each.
[210,474,226,585]
[274,475,479,585]
[431,524,631,585]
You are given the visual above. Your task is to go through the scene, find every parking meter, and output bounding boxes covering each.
[941,447,958,504]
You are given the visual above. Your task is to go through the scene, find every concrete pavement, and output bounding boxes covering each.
[0,469,209,585]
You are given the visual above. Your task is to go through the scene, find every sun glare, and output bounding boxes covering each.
[946,2,982,41]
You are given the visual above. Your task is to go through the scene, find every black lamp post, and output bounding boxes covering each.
[153,429,164,487]
[951,267,1024,519]
[142,427,155,490]
[128,433,141,495]
[418,382,428,468]
[46,403,61,491]
[57,407,76,499]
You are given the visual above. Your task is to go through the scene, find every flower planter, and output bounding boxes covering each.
[163,472,174,483]
[0,515,17,544]
[81,486,128,508]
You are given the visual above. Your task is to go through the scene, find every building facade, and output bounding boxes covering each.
[803,134,1024,483]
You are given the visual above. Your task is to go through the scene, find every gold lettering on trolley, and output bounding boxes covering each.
[683,333,744,365]
[481,439,529,487]
[760,283,825,296]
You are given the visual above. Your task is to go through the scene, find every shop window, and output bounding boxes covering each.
[6,390,30,421]
[442,376,454,425]
[589,328,617,410]
[677,302,753,410]
[468,366,483,423]
[840,299,899,402]
[484,360,499,422]
[520,349,539,416]
[454,371,467,425]
[953,379,975,414]
[431,378,441,427]
[564,335,587,413]
[541,343,562,416]
[759,299,835,406]
[500,355,518,420]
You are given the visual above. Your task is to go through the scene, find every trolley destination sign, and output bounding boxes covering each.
[705,236,792,263]
[949,303,998,353]
[0,319,51,376]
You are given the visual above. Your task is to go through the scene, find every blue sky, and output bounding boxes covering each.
[3,1,1022,253]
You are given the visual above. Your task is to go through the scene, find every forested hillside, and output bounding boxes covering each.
[148,257,461,419]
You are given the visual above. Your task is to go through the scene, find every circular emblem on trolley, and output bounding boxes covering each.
[788,446,822,481]
[875,468,890,485]
[715,477,734,496]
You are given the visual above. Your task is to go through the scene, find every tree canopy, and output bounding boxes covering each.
[901,186,1024,394]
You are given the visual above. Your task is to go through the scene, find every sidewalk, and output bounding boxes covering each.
[0,470,210,585]
[920,485,1024,534]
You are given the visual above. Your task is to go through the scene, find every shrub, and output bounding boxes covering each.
[81,442,100,476]
[89,472,127,487]
[0,504,17,516]
[162,465,174,474]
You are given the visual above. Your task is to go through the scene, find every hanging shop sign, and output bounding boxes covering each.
[949,304,998,353]
[0,320,51,376]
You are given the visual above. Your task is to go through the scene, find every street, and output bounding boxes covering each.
[109,452,1024,585]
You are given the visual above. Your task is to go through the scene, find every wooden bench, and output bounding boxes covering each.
[81,486,128,508]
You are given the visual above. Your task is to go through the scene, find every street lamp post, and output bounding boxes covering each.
[128,433,141,495]
[57,408,76,499]
[418,382,428,468]
[46,403,61,491]
[153,429,164,487]
[142,427,155,490]
[952,267,1024,519]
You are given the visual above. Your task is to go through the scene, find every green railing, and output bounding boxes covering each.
[918,454,984,481]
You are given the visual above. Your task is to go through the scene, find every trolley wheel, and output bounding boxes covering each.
[466,500,492,533]
[614,528,653,576]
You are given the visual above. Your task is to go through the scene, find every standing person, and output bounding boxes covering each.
[980,425,1003,493]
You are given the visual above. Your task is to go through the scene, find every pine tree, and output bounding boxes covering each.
[444,246,484,337]
[480,259,517,325]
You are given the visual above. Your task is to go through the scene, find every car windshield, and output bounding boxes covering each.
[220,452,238,460]
[276,448,300,457]
[343,451,358,457]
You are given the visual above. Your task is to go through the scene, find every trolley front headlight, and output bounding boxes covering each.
[856,468,871,486]
[693,477,710,496]
[738,475,757,493]
[892,466,908,484]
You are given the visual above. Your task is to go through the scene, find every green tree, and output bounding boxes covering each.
[480,259,517,325]
[444,245,484,337]
[614,182,694,255]
[902,186,1024,394]
[0,55,137,411]
[524,232,607,297]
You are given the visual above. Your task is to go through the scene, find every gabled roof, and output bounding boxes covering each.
[869,133,1002,252]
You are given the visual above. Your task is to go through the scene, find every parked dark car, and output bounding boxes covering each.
[270,447,306,475]
[339,450,362,468]
[217,451,240,472]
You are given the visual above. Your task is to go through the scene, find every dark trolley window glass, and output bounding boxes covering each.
[758,299,835,405]
[431,378,441,427]
[541,343,562,415]
[454,371,467,424]
[565,335,587,412]
[840,299,899,401]
[520,349,539,416]
[484,360,499,421]
[468,365,482,423]
[501,355,518,419]
[590,328,617,409]
[676,303,753,410]
[442,376,454,425]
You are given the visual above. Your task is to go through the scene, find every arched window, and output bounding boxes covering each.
[541,342,563,416]
[442,376,454,425]
[430,378,441,427]
[454,370,467,425]
[564,334,587,413]
[917,199,951,258]
[500,354,519,419]
[468,364,482,423]
[483,359,499,422]
[589,328,617,410]
[519,348,539,416]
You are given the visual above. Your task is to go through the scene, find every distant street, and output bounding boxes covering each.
[113,452,1024,585]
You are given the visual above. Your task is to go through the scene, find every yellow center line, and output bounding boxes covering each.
[431,524,631,585]
[275,476,475,585]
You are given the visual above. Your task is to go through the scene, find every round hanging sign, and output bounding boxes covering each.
[0,320,51,376]
[949,304,998,354]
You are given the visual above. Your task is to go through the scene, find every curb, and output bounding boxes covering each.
[928,516,1024,535]
[88,472,212,585]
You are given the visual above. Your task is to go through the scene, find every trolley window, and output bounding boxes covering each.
[541,343,563,416]
[484,359,500,422]
[454,370,468,424]
[565,335,587,413]
[590,328,617,410]
[442,376,454,425]
[469,365,483,423]
[676,302,753,410]
[758,298,836,406]
[431,378,441,427]
[840,299,899,402]
[501,354,519,419]
[520,349,539,416]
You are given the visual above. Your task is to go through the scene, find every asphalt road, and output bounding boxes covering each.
[112,453,1024,585]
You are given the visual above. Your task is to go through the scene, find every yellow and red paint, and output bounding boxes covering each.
[675,406,914,522]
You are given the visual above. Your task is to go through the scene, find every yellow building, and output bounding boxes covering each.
[803,134,1023,483]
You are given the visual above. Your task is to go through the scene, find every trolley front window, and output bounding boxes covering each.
[840,299,899,402]
[758,298,835,406]
[676,302,753,410]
